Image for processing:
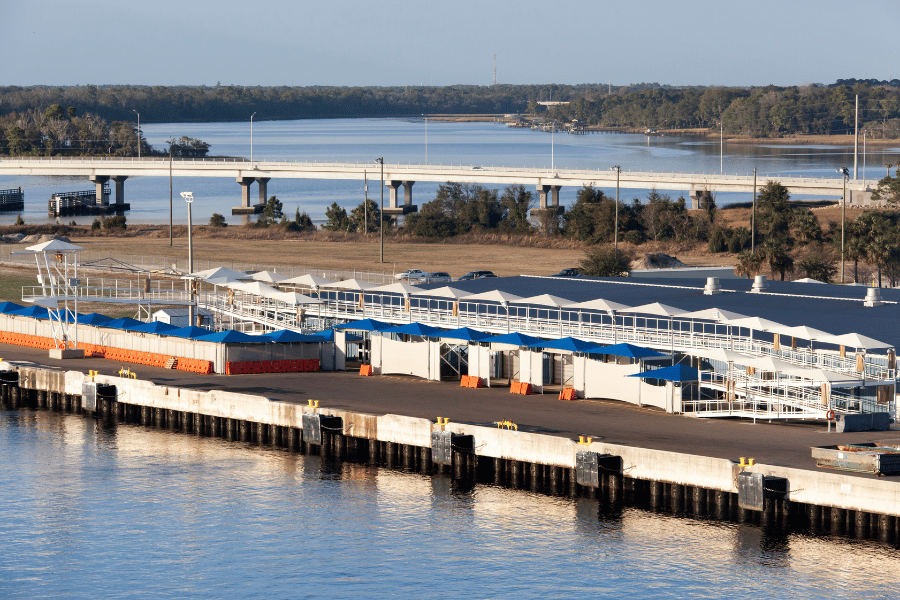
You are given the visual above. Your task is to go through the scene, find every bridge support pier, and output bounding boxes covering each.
[537,184,562,209]
[384,180,417,216]
[232,176,265,215]
[257,177,270,207]
[89,175,110,206]
[111,176,128,207]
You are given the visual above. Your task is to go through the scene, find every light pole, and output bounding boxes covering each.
[132,110,141,158]
[376,157,384,262]
[181,191,195,325]
[719,120,723,173]
[611,165,621,255]
[423,114,428,165]
[551,119,555,171]
[838,167,849,283]
[250,112,257,162]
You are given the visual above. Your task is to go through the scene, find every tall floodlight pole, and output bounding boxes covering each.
[376,157,384,262]
[364,169,368,234]
[611,165,621,255]
[863,131,867,183]
[551,120,555,171]
[424,114,428,165]
[719,120,723,173]
[250,112,257,162]
[169,146,173,246]
[854,95,859,180]
[181,191,195,324]
[838,168,849,283]
[132,110,141,158]
[751,167,757,253]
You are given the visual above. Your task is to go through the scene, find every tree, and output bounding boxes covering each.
[323,202,352,231]
[755,181,793,245]
[792,208,822,245]
[499,185,534,232]
[762,239,793,281]
[167,136,210,157]
[871,167,900,204]
[580,246,632,277]
[209,213,227,227]
[293,208,315,231]
[797,247,837,282]
[350,198,381,233]
[734,249,765,279]
[261,195,283,225]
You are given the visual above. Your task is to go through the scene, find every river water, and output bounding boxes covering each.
[2,408,899,599]
[1,119,897,226]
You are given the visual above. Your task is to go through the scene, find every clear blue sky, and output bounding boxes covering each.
[4,0,898,87]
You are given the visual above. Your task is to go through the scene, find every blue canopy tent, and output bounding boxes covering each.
[166,326,214,339]
[128,321,180,335]
[434,327,493,342]
[79,313,113,326]
[263,330,325,343]
[333,318,393,332]
[597,343,666,359]
[527,337,605,354]
[0,302,24,314]
[629,364,699,382]
[308,329,363,343]
[103,317,143,330]
[9,305,51,319]
[485,332,545,347]
[196,330,268,344]
[381,322,444,337]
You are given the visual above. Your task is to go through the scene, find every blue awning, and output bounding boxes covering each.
[196,330,268,344]
[79,313,113,326]
[103,317,143,330]
[434,327,494,342]
[527,337,605,353]
[128,321,180,335]
[333,318,393,332]
[381,322,444,337]
[485,332,545,346]
[0,302,24,314]
[9,306,51,319]
[263,330,324,343]
[308,329,363,343]
[595,343,666,359]
[629,364,699,382]
[166,326,214,339]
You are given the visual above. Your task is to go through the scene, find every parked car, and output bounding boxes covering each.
[550,268,583,278]
[457,270,497,281]
[396,269,426,281]
[411,271,452,284]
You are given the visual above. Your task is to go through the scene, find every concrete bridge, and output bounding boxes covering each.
[0,157,874,215]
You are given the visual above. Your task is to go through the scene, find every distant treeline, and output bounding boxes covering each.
[1,79,899,151]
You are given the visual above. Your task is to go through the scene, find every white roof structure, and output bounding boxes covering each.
[240,270,289,284]
[723,316,787,331]
[778,325,835,343]
[190,267,247,281]
[829,332,892,349]
[412,286,470,299]
[679,308,749,322]
[25,240,85,253]
[227,281,282,298]
[564,298,631,312]
[270,291,322,306]
[624,302,688,317]
[281,273,334,288]
[370,282,421,295]
[794,277,826,284]
[204,275,244,286]
[515,294,575,308]
[320,278,378,291]
[460,290,524,304]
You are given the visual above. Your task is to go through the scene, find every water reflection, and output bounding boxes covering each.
[2,409,900,598]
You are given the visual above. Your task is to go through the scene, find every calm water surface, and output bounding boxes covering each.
[2,409,899,599]
[1,119,897,226]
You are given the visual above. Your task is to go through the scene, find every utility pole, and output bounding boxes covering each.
[720,120,723,173]
[838,168,849,283]
[492,53,497,85]
[751,167,757,253]
[364,169,368,234]
[169,146,173,246]
[376,158,384,262]
[132,110,141,158]
[854,95,859,179]
[612,165,621,255]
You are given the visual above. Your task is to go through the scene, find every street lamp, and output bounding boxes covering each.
[611,165,621,255]
[250,112,257,162]
[132,110,141,158]
[181,191,195,324]
[376,157,384,263]
[423,114,428,165]
[838,167,849,283]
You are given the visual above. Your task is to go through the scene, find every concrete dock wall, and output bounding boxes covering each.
[4,360,900,524]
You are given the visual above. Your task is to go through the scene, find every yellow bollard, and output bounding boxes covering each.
[585,436,592,444]
[579,435,585,444]
[739,457,746,466]
[748,458,755,466]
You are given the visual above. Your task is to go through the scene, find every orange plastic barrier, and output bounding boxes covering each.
[558,388,576,401]
[360,364,374,376]
[467,376,482,389]
[510,381,532,395]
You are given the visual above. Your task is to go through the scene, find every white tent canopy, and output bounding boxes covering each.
[270,291,322,306]
[320,278,378,291]
[413,286,470,299]
[624,302,688,317]
[25,240,85,253]
[240,270,289,284]
[515,294,575,308]
[829,332,892,350]
[778,325,836,344]
[564,298,631,313]
[460,290,525,304]
[281,273,335,288]
[679,308,749,322]
[226,281,282,298]
[370,282,421,295]
[189,267,247,281]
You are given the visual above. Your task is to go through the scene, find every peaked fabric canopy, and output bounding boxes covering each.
[240,270,289,284]
[370,282,421,295]
[528,337,605,353]
[722,316,786,331]
[460,290,524,304]
[828,332,892,350]
[623,302,687,317]
[103,317,144,330]
[516,294,574,308]
[596,343,666,359]
[190,267,247,281]
[320,278,378,290]
[778,325,835,343]
[9,305,51,319]
[197,330,268,344]
[309,329,363,343]
[629,364,699,382]
[227,281,282,298]
[270,291,322,306]
[413,286,470,299]
[678,308,749,322]
[263,330,323,343]
[793,277,826,284]
[25,240,85,253]
[204,275,243,286]
[564,298,631,312]
[79,313,113,326]
[382,322,444,337]
[486,332,545,347]
[166,326,214,339]
[129,321,180,335]
[434,327,494,342]
[280,273,335,288]
[333,318,393,332]
[0,301,24,314]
